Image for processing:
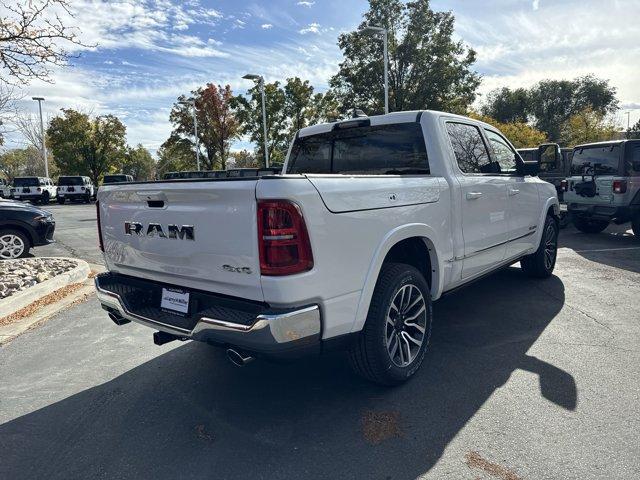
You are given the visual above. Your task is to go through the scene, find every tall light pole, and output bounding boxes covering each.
[32,97,49,177]
[625,111,631,130]
[243,74,270,168]
[179,99,200,171]
[362,25,389,114]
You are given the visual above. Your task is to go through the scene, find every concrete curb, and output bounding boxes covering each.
[0,258,91,318]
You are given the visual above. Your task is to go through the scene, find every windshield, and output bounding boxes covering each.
[103,175,128,183]
[287,123,429,175]
[571,145,621,175]
[58,176,84,185]
[13,178,39,187]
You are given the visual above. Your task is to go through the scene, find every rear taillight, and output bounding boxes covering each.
[257,200,313,276]
[613,180,627,194]
[96,201,104,252]
[560,180,568,192]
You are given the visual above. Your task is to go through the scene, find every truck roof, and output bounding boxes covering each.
[573,139,639,149]
[297,110,494,138]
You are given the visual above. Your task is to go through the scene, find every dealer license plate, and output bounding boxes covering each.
[161,288,190,314]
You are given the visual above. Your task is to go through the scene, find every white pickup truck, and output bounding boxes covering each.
[95,111,559,385]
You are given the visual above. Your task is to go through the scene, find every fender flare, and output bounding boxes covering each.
[349,223,444,334]
[533,196,560,247]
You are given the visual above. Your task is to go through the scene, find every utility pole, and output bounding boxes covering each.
[32,97,49,177]
[179,99,200,170]
[243,74,270,168]
[362,25,389,114]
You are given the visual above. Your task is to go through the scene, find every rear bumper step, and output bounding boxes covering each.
[94,272,321,354]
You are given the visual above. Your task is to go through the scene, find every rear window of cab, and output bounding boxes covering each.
[287,123,429,175]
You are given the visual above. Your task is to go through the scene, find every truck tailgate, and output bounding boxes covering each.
[98,180,264,302]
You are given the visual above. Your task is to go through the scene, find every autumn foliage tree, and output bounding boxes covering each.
[0,0,90,85]
[169,84,240,170]
[469,112,547,148]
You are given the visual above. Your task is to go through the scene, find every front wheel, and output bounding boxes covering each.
[349,263,432,386]
[521,215,558,278]
[573,216,608,234]
[0,229,30,259]
[57,197,65,205]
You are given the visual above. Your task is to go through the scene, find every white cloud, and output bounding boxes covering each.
[297,1,316,7]
[299,22,321,34]
[261,23,273,29]
[532,0,540,10]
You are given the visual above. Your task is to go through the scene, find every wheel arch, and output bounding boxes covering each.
[0,221,34,247]
[350,223,444,334]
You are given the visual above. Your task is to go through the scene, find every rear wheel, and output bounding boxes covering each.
[57,197,65,205]
[0,229,30,259]
[573,216,608,234]
[41,191,50,205]
[349,263,432,386]
[521,215,558,278]
[83,194,91,203]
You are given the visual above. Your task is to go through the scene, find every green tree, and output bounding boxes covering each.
[626,119,640,140]
[118,144,155,181]
[229,149,259,168]
[170,84,240,170]
[480,87,530,123]
[330,0,480,115]
[560,107,618,146]
[233,80,288,165]
[0,147,41,181]
[47,109,127,184]
[529,75,618,141]
[155,135,196,178]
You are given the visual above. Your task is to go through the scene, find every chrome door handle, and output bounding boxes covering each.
[508,188,520,196]
[466,192,483,200]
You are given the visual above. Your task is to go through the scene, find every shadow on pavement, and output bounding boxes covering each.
[0,268,572,480]
[559,223,640,274]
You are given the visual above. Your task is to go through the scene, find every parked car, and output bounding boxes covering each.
[565,139,640,236]
[226,167,281,177]
[0,178,11,199]
[57,176,95,204]
[11,177,57,204]
[518,144,573,227]
[95,110,559,385]
[163,170,226,180]
[102,174,134,184]
[0,199,55,259]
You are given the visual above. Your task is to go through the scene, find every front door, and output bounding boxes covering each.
[484,129,541,259]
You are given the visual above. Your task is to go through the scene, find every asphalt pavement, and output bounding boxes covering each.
[1,203,639,479]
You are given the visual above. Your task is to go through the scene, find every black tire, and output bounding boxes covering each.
[349,263,433,386]
[0,229,31,259]
[521,215,558,278]
[573,216,608,234]
[57,197,65,205]
[558,211,571,229]
[83,194,91,204]
[41,191,50,205]
[632,215,640,238]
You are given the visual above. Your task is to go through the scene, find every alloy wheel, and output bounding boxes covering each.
[544,223,557,270]
[385,283,427,367]
[0,234,26,259]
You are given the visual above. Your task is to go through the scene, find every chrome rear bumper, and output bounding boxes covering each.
[95,273,321,354]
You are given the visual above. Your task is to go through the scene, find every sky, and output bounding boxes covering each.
[4,0,640,154]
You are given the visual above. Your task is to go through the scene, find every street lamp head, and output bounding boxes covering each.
[362,25,386,35]
[243,73,263,82]
[32,97,45,101]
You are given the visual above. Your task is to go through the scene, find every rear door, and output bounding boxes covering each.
[445,122,509,279]
[99,180,264,301]
[566,144,623,206]
[483,129,540,259]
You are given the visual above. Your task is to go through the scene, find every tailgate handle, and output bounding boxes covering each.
[147,200,164,208]
[137,191,167,208]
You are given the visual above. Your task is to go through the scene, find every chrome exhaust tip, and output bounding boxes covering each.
[226,348,254,367]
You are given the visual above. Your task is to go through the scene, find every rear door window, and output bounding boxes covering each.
[288,123,429,175]
[446,122,495,174]
[625,143,640,176]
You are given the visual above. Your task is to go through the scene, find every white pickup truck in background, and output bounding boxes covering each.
[95,110,559,385]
